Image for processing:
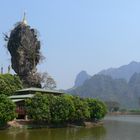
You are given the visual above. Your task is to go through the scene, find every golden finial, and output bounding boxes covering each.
[22,12,27,25]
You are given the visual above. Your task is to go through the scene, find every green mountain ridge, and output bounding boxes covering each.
[68,74,140,109]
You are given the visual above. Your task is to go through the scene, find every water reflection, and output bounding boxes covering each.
[0,126,106,140]
[104,115,140,140]
[0,129,29,140]
[1,115,140,140]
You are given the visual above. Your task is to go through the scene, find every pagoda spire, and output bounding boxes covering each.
[22,12,27,25]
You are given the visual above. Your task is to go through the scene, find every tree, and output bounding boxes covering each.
[41,72,56,90]
[26,93,51,122]
[49,95,75,123]
[86,98,107,121]
[105,101,120,112]
[0,94,16,127]
[0,74,23,96]
[26,94,75,123]
[25,94,107,124]
[71,96,90,122]
[25,72,42,88]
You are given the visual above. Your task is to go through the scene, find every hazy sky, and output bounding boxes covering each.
[1,0,140,89]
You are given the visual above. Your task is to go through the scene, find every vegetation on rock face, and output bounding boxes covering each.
[5,22,57,89]
[0,74,23,96]
[5,22,42,87]
[0,94,16,127]
[25,93,107,123]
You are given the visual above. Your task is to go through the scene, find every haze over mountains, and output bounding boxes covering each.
[74,71,91,88]
[73,61,140,88]
[98,61,140,81]
[69,61,140,108]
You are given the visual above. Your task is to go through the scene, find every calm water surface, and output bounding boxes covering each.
[0,115,140,140]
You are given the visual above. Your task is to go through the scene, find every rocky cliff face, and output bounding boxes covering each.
[7,22,42,87]
[74,71,91,87]
[69,74,140,109]
[68,62,140,108]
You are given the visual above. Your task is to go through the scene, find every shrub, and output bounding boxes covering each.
[49,94,75,123]
[26,93,51,122]
[25,94,107,123]
[0,94,16,127]
[0,74,23,96]
[86,98,107,121]
[71,96,90,121]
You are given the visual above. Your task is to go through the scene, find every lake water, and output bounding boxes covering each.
[0,115,140,140]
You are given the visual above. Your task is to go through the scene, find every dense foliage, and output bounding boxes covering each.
[0,74,23,96]
[26,93,51,122]
[71,96,90,121]
[25,94,107,123]
[86,98,107,120]
[0,94,16,127]
[48,95,75,123]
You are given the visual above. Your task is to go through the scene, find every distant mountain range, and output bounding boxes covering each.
[68,61,140,108]
[98,61,140,81]
[73,61,140,88]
